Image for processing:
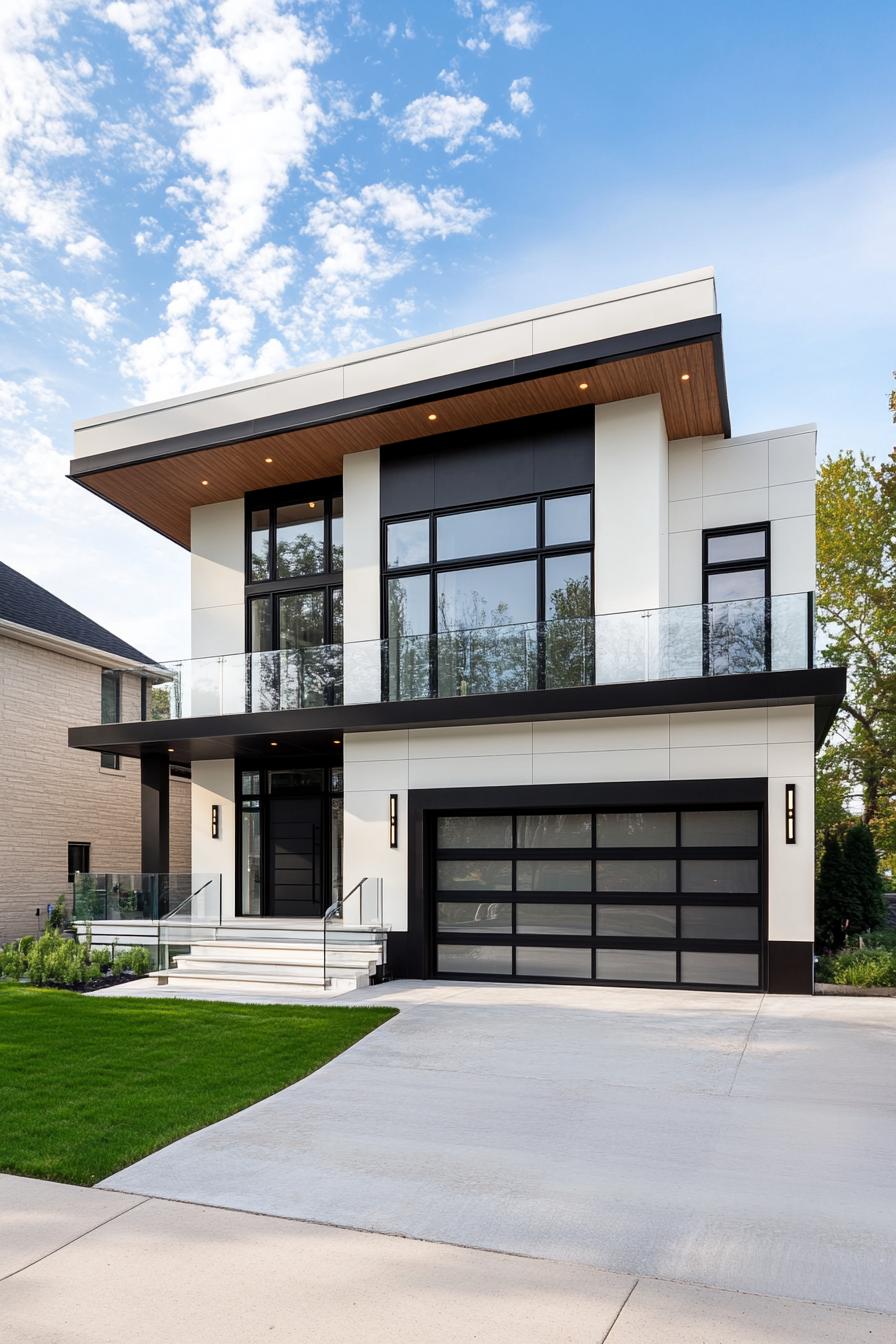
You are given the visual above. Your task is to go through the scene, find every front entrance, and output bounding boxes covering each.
[268,796,324,917]
[238,762,343,918]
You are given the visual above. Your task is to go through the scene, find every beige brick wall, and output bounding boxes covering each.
[0,634,191,943]
[170,775,192,872]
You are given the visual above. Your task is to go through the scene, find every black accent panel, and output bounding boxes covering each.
[381,407,594,517]
[140,755,170,873]
[768,940,814,995]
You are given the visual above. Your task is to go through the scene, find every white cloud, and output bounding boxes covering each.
[71,289,121,338]
[481,2,546,47]
[0,375,66,422]
[487,119,520,140]
[64,234,108,263]
[508,76,533,116]
[134,216,173,254]
[394,92,488,151]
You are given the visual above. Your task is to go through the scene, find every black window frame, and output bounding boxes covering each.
[244,480,344,708]
[702,522,771,675]
[381,487,595,697]
[67,841,90,884]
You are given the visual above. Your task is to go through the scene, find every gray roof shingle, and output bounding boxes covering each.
[0,561,154,664]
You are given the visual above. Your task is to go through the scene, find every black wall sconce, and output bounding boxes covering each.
[785,784,796,844]
[211,804,220,839]
[389,793,398,849]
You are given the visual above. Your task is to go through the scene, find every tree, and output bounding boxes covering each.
[841,822,886,932]
[816,439,896,869]
[815,830,863,951]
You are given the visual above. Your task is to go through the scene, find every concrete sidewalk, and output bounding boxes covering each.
[0,1175,892,1343]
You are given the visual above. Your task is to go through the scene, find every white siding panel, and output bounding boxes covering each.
[532,715,669,753]
[669,708,768,748]
[533,748,670,785]
[768,431,816,486]
[701,440,769,495]
[670,744,768,779]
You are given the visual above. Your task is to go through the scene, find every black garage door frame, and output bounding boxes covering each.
[396,778,770,992]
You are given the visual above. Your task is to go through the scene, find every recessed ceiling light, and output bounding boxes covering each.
[270,741,278,747]
[332,738,341,745]
[578,382,589,390]
[201,479,209,486]
[427,413,438,421]
[680,373,690,382]
[167,747,174,753]
[264,456,273,463]
[308,501,316,509]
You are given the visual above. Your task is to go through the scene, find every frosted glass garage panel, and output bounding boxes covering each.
[516,904,591,935]
[681,810,758,847]
[438,944,512,975]
[436,860,512,892]
[596,860,676,892]
[681,860,758,894]
[681,952,759,986]
[515,946,592,979]
[516,814,592,848]
[516,859,592,891]
[596,949,676,982]
[680,906,758,940]
[596,905,676,938]
[437,902,512,933]
[596,812,675,847]
[437,816,512,848]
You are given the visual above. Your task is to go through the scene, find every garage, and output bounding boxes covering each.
[431,805,763,990]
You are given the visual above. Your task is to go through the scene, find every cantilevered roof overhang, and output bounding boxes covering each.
[69,307,731,549]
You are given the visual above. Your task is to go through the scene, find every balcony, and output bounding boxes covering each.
[139,592,816,722]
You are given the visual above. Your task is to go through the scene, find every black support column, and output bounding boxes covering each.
[140,754,170,875]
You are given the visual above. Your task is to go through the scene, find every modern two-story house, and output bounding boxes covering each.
[67,268,844,994]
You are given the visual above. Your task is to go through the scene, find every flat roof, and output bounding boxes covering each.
[69,268,730,547]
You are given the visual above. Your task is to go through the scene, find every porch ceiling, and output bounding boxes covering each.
[68,317,729,549]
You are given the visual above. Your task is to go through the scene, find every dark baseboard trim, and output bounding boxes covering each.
[767,940,814,995]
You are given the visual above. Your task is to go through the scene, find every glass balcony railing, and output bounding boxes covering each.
[72,873,222,922]
[135,592,814,722]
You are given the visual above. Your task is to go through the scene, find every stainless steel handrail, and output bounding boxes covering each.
[322,877,367,989]
[155,877,218,973]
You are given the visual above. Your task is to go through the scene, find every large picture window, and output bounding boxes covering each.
[383,490,594,699]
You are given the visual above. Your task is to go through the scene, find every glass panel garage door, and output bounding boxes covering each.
[433,808,761,989]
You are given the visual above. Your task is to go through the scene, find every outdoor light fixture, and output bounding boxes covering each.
[680,372,690,382]
[578,381,589,390]
[427,413,438,421]
[211,804,220,839]
[201,479,209,485]
[389,793,398,848]
[785,783,796,844]
[264,456,273,463]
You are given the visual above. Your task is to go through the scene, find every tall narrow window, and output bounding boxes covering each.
[67,842,90,884]
[703,524,770,675]
[100,669,121,771]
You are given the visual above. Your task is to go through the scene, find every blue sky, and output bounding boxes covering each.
[0,0,893,658]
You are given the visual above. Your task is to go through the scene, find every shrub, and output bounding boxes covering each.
[113,946,150,977]
[90,947,112,974]
[820,948,896,988]
[842,823,886,931]
[47,895,70,932]
[0,941,27,980]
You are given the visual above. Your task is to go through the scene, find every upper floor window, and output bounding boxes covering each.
[703,524,770,675]
[383,490,594,698]
[250,492,343,582]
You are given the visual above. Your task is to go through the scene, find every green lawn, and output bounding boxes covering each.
[0,983,396,1186]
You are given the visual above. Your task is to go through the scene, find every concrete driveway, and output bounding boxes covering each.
[100,982,896,1314]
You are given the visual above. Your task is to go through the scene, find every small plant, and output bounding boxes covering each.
[0,941,27,980]
[46,896,70,933]
[113,946,150,977]
[818,948,896,988]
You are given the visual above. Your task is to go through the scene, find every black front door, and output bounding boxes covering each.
[268,796,323,917]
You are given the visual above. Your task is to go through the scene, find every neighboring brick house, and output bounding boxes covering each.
[0,561,190,943]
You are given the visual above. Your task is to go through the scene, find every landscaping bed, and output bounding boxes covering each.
[0,982,396,1185]
[815,932,896,996]
[0,928,151,992]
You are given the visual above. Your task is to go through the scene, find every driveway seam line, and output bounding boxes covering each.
[0,1196,152,1284]
[599,1277,639,1341]
[726,992,766,1096]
